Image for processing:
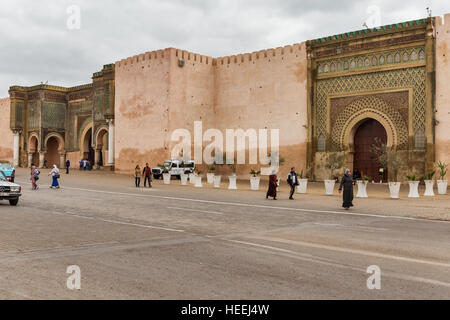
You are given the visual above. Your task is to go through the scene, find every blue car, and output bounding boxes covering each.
[0,162,15,182]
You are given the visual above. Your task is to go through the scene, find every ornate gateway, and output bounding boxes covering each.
[306,18,435,181]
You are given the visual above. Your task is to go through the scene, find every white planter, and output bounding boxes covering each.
[195,176,203,188]
[356,180,368,198]
[189,173,196,184]
[180,174,188,186]
[408,181,420,198]
[297,179,308,194]
[228,175,237,190]
[213,175,222,188]
[389,182,401,199]
[163,173,171,185]
[207,173,215,184]
[424,180,435,197]
[324,180,335,195]
[250,176,260,191]
[437,180,448,195]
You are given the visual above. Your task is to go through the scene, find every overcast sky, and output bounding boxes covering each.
[0,0,448,96]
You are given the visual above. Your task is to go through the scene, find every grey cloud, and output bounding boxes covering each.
[0,0,448,96]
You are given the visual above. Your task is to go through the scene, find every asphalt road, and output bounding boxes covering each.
[0,168,449,299]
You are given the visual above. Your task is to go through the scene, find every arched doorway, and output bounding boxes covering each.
[95,128,108,167]
[353,119,387,182]
[28,135,40,167]
[82,128,95,166]
[44,135,64,168]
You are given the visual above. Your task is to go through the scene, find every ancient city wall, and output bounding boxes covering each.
[0,98,13,162]
[435,14,450,179]
[114,48,216,172]
[213,43,309,178]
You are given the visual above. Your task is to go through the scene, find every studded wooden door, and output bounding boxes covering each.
[353,119,387,182]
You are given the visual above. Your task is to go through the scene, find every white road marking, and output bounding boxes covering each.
[313,223,389,232]
[226,239,450,288]
[167,206,223,215]
[44,185,450,225]
[246,236,450,268]
[50,211,185,233]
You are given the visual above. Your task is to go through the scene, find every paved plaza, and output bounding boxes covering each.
[0,168,448,299]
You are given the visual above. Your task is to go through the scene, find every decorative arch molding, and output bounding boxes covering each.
[79,122,93,155]
[94,125,109,148]
[43,132,65,152]
[28,133,40,153]
[331,96,408,151]
[343,111,395,153]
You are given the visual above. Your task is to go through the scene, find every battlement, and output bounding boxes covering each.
[116,48,171,68]
[214,43,304,66]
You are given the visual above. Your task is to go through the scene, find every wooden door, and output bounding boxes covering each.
[353,119,387,181]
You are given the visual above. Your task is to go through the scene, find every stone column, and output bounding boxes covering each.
[39,152,45,169]
[59,152,66,170]
[106,119,115,167]
[27,153,33,168]
[95,148,102,169]
[12,130,20,167]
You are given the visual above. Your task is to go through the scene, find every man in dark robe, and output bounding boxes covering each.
[266,171,277,200]
[339,169,354,210]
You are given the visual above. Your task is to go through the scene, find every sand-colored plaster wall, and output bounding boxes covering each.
[435,14,450,179]
[0,98,13,162]
[214,43,308,178]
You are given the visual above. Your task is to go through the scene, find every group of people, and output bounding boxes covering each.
[266,167,355,209]
[79,159,93,171]
[30,164,61,190]
[134,163,153,188]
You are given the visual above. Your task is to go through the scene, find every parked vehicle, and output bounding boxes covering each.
[152,160,195,180]
[0,161,15,182]
[0,171,21,206]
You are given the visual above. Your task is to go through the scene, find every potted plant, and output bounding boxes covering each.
[207,165,216,184]
[249,169,261,191]
[323,153,346,195]
[356,173,370,198]
[160,164,171,185]
[297,169,309,194]
[228,164,237,190]
[436,161,448,195]
[374,142,403,199]
[180,172,188,186]
[406,174,420,198]
[194,170,203,188]
[424,170,435,197]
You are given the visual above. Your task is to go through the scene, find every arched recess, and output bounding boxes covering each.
[94,126,108,167]
[44,132,65,168]
[80,123,95,165]
[28,133,40,167]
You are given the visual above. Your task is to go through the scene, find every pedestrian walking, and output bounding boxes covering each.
[66,159,71,174]
[287,167,299,200]
[79,159,82,170]
[266,170,277,200]
[339,169,354,210]
[30,164,40,190]
[142,163,152,188]
[49,164,61,189]
[135,164,141,188]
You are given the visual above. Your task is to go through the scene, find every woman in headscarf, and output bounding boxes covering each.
[266,170,278,200]
[30,163,39,190]
[49,164,60,189]
[339,169,354,210]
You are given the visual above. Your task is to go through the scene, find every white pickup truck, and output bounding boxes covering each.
[152,160,195,180]
[0,171,21,206]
